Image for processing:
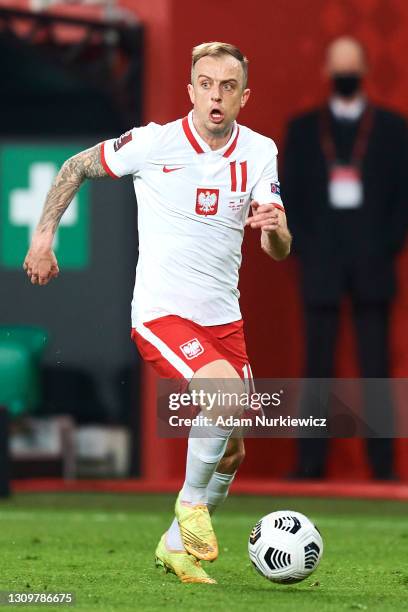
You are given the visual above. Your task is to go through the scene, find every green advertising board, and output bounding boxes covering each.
[0,145,89,269]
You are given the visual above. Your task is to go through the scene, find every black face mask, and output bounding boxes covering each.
[332,73,362,98]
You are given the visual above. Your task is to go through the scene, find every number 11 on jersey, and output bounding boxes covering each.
[230,161,247,192]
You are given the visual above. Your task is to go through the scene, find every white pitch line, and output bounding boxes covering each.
[0,511,160,522]
[215,514,408,530]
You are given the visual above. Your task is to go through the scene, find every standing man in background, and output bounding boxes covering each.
[283,36,408,479]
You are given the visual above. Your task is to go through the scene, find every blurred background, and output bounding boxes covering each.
[1,0,408,495]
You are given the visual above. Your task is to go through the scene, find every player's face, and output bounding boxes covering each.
[188,55,250,139]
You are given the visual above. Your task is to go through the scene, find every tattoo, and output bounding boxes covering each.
[37,143,107,235]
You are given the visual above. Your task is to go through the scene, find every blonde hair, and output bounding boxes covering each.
[191,41,249,88]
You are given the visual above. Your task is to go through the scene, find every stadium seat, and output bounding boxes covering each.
[0,326,48,360]
[0,327,48,418]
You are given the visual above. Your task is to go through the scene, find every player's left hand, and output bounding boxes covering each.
[23,243,59,286]
[245,201,281,232]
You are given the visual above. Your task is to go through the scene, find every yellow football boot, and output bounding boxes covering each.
[155,533,216,584]
[175,494,218,562]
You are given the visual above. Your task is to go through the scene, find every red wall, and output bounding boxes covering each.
[123,0,408,377]
[5,0,408,479]
[121,0,408,480]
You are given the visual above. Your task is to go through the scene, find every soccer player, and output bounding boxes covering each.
[24,42,292,584]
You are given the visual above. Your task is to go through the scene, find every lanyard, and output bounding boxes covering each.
[320,104,374,166]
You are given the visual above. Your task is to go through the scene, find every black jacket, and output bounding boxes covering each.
[283,105,408,304]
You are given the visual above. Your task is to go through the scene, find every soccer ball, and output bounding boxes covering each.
[248,510,323,584]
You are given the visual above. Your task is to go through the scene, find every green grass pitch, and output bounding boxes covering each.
[0,493,408,611]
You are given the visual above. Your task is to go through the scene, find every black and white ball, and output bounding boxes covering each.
[248,510,323,583]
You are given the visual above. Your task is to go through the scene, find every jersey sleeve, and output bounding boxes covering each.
[251,138,284,211]
[100,123,158,178]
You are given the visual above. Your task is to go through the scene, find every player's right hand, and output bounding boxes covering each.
[23,244,59,286]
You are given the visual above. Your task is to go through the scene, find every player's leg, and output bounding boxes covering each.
[175,358,244,561]
[160,437,244,580]
[132,318,244,573]
[166,376,247,566]
[206,437,245,514]
[203,322,249,514]
[132,319,222,582]
[180,358,241,504]
[165,437,244,561]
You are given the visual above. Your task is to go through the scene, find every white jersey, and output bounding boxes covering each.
[102,111,284,327]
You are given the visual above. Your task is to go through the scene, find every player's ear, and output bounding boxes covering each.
[187,83,195,105]
[241,88,251,108]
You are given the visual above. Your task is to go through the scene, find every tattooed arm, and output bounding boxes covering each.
[24,143,107,285]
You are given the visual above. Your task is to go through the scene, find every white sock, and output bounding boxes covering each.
[166,517,184,551]
[206,471,236,515]
[180,426,232,504]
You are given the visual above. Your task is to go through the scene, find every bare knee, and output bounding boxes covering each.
[190,359,245,420]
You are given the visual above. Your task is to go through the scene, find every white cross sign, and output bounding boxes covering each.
[9,162,78,248]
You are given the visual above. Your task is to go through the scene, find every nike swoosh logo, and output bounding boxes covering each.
[163,165,185,173]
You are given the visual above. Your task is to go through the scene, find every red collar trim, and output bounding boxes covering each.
[182,116,205,154]
[182,115,240,156]
[223,126,240,158]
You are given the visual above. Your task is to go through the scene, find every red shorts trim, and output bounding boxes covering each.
[131,315,252,381]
